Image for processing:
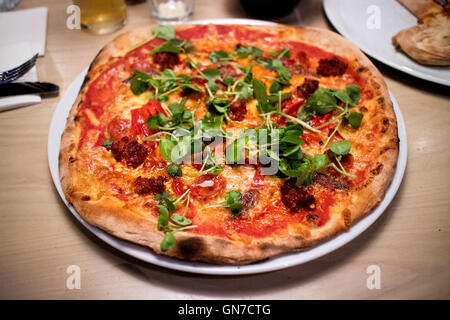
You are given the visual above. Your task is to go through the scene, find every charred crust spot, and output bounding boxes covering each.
[360,106,368,112]
[177,238,205,257]
[342,208,352,230]
[380,146,391,155]
[143,202,152,208]
[69,156,77,163]
[73,115,81,122]
[80,76,91,90]
[258,243,291,252]
[81,195,90,201]
[377,97,385,105]
[357,66,368,73]
[381,118,390,133]
[371,163,383,176]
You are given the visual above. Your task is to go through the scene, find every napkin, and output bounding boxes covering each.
[0,7,48,112]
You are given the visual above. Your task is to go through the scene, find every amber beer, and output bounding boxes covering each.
[74,0,127,35]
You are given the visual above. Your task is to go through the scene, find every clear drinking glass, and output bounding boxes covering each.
[74,0,127,35]
[148,0,195,24]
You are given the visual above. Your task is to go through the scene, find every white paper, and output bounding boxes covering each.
[0,7,48,56]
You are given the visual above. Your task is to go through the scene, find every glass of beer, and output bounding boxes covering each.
[74,0,127,35]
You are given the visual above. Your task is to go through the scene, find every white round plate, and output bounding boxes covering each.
[324,0,450,86]
[48,18,407,275]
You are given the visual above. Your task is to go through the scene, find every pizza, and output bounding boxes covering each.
[393,0,450,66]
[59,24,399,265]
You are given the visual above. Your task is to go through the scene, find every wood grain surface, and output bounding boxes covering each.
[0,0,448,299]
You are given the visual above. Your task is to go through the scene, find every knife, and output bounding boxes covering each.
[0,82,59,97]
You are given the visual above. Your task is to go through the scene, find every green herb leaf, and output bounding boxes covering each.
[304,88,338,115]
[160,232,176,251]
[179,83,202,93]
[152,25,175,40]
[170,213,192,226]
[209,50,231,63]
[151,39,195,54]
[130,70,151,95]
[328,140,352,155]
[311,154,329,171]
[167,163,182,177]
[233,44,263,59]
[252,78,268,104]
[203,68,221,94]
[346,110,363,129]
[102,139,113,148]
[157,205,169,230]
[345,84,361,106]
[225,190,242,205]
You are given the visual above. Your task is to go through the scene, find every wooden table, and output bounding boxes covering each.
[0,0,448,300]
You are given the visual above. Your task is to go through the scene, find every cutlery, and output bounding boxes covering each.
[0,82,59,97]
[0,54,38,85]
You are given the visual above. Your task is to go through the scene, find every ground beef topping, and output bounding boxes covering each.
[110,136,148,168]
[280,179,316,212]
[133,176,167,195]
[228,99,247,121]
[153,52,179,71]
[316,56,348,76]
[297,78,319,99]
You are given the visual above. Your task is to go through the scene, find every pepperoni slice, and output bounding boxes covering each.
[190,174,226,200]
[107,117,131,141]
[171,178,190,197]
[130,100,165,139]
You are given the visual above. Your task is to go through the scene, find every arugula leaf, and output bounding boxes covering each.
[160,232,176,251]
[328,140,351,155]
[152,25,175,40]
[209,50,231,63]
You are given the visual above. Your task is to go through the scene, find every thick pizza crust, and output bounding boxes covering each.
[59,25,399,265]
[393,0,450,66]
